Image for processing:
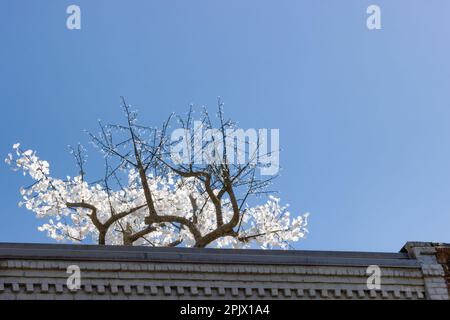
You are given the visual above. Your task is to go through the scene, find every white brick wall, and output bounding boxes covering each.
[0,242,448,300]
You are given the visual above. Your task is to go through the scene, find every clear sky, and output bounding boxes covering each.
[1,0,449,252]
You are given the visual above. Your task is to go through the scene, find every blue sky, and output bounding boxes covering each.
[1,0,450,252]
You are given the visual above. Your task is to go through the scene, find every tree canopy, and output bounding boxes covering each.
[6,98,309,249]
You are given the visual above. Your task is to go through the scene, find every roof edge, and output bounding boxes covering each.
[0,242,420,268]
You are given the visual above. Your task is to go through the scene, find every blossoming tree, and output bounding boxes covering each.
[6,98,309,249]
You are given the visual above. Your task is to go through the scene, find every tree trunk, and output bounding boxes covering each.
[98,231,106,245]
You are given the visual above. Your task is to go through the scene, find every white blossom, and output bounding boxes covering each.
[6,145,309,249]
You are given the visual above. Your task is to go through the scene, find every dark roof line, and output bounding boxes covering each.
[0,242,420,268]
